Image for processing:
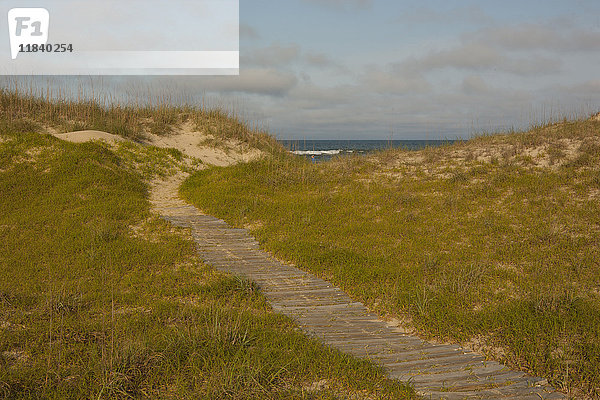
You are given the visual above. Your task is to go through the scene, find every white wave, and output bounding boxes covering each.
[291,150,342,156]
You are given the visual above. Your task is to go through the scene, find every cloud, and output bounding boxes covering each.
[287,84,359,109]
[242,43,300,67]
[369,22,600,80]
[214,17,598,137]
[462,75,491,95]
[302,0,372,10]
[304,51,349,73]
[466,23,600,53]
[240,23,260,40]
[198,69,298,96]
[398,5,494,26]
[242,43,349,74]
[408,43,503,72]
[546,80,600,100]
[502,55,562,76]
[304,52,331,67]
[393,40,562,77]
[361,66,431,95]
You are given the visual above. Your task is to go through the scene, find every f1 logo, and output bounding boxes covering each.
[7,8,49,59]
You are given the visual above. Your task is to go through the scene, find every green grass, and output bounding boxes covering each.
[181,119,600,397]
[0,129,414,399]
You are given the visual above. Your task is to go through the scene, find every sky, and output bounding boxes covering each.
[235,0,600,139]
[4,0,600,139]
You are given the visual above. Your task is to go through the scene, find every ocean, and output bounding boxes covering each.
[279,139,458,162]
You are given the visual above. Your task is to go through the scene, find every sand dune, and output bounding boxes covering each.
[144,122,261,167]
[53,130,126,144]
[53,124,262,167]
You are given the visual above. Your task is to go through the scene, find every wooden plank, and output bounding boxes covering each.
[155,194,566,400]
[387,353,485,371]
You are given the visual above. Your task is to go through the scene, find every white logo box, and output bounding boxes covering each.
[2,0,239,75]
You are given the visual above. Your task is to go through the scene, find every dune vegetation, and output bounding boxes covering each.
[0,91,415,399]
[181,118,600,398]
[0,85,281,154]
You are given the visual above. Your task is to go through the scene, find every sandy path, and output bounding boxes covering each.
[149,173,188,210]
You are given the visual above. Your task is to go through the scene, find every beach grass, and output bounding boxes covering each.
[181,118,600,398]
[0,84,282,154]
[0,106,415,397]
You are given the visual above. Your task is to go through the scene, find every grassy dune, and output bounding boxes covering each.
[0,96,414,399]
[0,86,281,154]
[181,119,600,397]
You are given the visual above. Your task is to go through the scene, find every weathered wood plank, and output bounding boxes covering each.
[154,191,566,399]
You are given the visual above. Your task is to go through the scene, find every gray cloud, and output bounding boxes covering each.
[240,24,260,40]
[287,84,359,109]
[361,66,431,95]
[241,43,300,67]
[466,24,600,53]
[304,52,331,67]
[401,43,561,76]
[407,43,503,72]
[242,43,349,74]
[304,51,349,73]
[217,18,599,138]
[302,0,372,10]
[197,69,298,96]
[363,22,600,84]
[398,5,494,26]
[462,75,491,95]
[546,80,600,100]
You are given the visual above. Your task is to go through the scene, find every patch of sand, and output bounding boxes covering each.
[52,130,126,144]
[53,122,262,167]
[143,121,262,167]
[149,172,195,215]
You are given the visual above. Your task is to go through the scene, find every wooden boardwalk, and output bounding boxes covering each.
[152,182,566,400]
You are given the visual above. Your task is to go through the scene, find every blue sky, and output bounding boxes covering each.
[4,0,600,139]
